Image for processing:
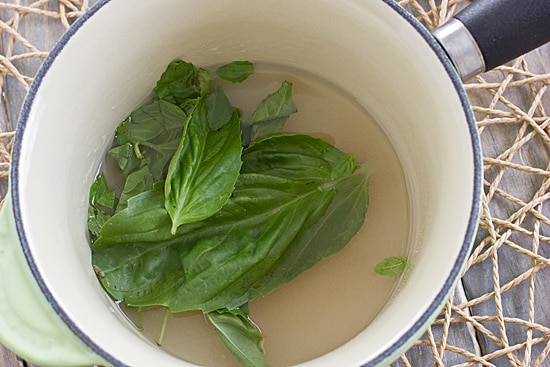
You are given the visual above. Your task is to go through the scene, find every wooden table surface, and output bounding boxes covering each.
[1,1,549,367]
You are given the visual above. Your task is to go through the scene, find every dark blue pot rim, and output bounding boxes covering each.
[9,1,482,366]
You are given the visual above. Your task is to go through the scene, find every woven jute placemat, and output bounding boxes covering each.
[1,1,549,367]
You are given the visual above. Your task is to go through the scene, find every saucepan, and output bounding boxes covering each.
[0,0,548,366]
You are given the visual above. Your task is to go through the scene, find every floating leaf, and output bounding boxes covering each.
[164,95,242,234]
[242,81,297,145]
[374,256,407,277]
[216,61,254,83]
[155,60,200,104]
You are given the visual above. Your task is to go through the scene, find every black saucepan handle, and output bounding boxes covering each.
[433,0,550,81]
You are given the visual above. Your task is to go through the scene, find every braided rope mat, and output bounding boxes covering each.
[1,1,549,367]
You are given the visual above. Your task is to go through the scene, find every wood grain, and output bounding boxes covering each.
[0,347,22,367]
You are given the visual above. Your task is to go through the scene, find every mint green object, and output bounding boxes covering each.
[0,190,108,367]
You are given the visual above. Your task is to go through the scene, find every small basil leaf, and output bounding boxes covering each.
[242,81,297,145]
[89,173,116,210]
[331,153,356,180]
[117,166,154,211]
[197,68,212,95]
[247,116,288,146]
[374,256,408,277]
[88,206,110,240]
[114,100,188,181]
[164,95,242,233]
[108,142,141,176]
[205,86,234,130]
[93,184,173,250]
[244,81,297,125]
[207,307,266,367]
[116,100,188,147]
[154,60,200,104]
[215,61,254,83]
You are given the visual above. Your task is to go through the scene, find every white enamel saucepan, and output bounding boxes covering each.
[0,1,548,366]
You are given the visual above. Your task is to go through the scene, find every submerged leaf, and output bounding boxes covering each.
[108,142,141,176]
[206,86,235,130]
[242,81,297,145]
[117,100,187,145]
[88,206,110,240]
[114,100,188,181]
[117,166,154,211]
[89,173,116,210]
[207,306,266,367]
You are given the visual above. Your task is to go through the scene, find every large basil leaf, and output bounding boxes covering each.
[92,134,369,313]
[207,306,266,367]
[249,160,369,297]
[92,185,190,303]
[164,95,242,234]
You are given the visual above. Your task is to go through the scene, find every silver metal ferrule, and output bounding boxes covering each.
[432,18,485,81]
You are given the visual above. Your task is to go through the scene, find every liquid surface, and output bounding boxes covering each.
[121,63,409,367]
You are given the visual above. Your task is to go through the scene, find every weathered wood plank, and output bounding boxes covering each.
[0,2,98,365]
[0,347,22,367]
[460,43,550,367]
[391,285,482,367]
[0,0,67,200]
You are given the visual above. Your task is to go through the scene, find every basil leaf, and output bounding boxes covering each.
[116,100,187,149]
[88,169,117,241]
[242,81,297,145]
[154,60,200,105]
[115,100,188,181]
[197,68,212,95]
[89,173,116,210]
[93,184,174,249]
[88,206,110,240]
[207,306,266,367]
[205,86,234,130]
[92,135,369,313]
[108,142,141,176]
[164,95,242,234]
[374,256,408,277]
[250,156,368,297]
[117,166,154,211]
[215,61,254,83]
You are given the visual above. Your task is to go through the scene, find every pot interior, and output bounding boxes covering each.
[12,0,479,366]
